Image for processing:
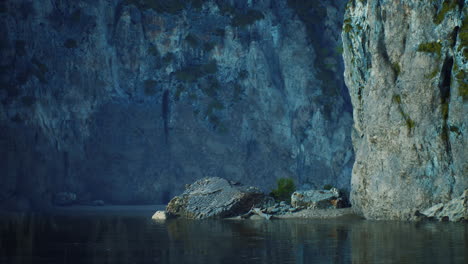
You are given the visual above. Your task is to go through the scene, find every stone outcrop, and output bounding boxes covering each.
[420,189,467,222]
[152,210,167,221]
[0,0,352,209]
[291,188,343,209]
[343,0,467,219]
[166,177,266,219]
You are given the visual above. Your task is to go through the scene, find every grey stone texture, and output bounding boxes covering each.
[166,177,265,219]
[0,0,352,209]
[342,0,467,220]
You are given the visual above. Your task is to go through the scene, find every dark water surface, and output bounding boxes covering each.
[0,207,466,264]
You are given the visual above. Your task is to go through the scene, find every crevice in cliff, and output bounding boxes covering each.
[439,55,453,154]
[449,26,460,48]
[162,90,170,143]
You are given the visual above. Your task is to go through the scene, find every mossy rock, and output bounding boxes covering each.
[392,94,402,104]
[417,42,442,56]
[458,15,468,59]
[433,0,458,25]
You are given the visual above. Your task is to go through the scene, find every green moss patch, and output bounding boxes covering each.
[174,60,218,82]
[417,42,442,56]
[458,80,468,101]
[392,94,402,104]
[231,9,264,28]
[392,94,416,131]
[392,62,401,76]
[270,178,296,203]
[434,0,457,25]
[458,15,468,60]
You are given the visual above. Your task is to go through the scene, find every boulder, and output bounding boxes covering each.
[53,192,77,206]
[152,211,167,220]
[166,177,266,219]
[291,188,342,209]
[420,190,468,222]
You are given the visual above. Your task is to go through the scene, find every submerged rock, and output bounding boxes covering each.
[420,190,468,222]
[166,177,266,219]
[53,192,76,206]
[291,188,343,209]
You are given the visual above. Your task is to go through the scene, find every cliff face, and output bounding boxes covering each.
[0,0,352,209]
[343,0,467,220]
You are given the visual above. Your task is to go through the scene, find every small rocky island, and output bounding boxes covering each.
[154,177,358,220]
[153,177,467,222]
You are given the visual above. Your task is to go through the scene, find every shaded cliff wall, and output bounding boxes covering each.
[343,0,467,220]
[0,0,352,209]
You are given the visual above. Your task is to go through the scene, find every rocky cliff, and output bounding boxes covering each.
[0,0,353,209]
[343,0,467,220]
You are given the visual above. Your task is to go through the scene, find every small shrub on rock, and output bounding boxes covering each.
[270,178,296,203]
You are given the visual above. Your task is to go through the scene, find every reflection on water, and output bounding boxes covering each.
[0,213,466,263]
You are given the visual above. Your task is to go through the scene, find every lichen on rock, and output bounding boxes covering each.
[342,0,467,220]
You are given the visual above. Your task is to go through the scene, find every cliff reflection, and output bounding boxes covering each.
[0,213,466,263]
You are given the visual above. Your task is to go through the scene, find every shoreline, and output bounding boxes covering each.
[1,205,362,221]
[226,207,360,220]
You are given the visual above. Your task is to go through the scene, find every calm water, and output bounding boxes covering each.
[0,207,466,264]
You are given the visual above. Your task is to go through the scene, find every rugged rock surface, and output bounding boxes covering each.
[420,189,467,222]
[291,188,343,209]
[166,177,266,219]
[0,0,352,209]
[343,0,467,220]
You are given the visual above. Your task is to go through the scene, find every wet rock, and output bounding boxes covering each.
[53,192,76,206]
[267,207,280,214]
[420,190,468,222]
[166,177,266,219]
[291,188,341,209]
[152,211,167,221]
